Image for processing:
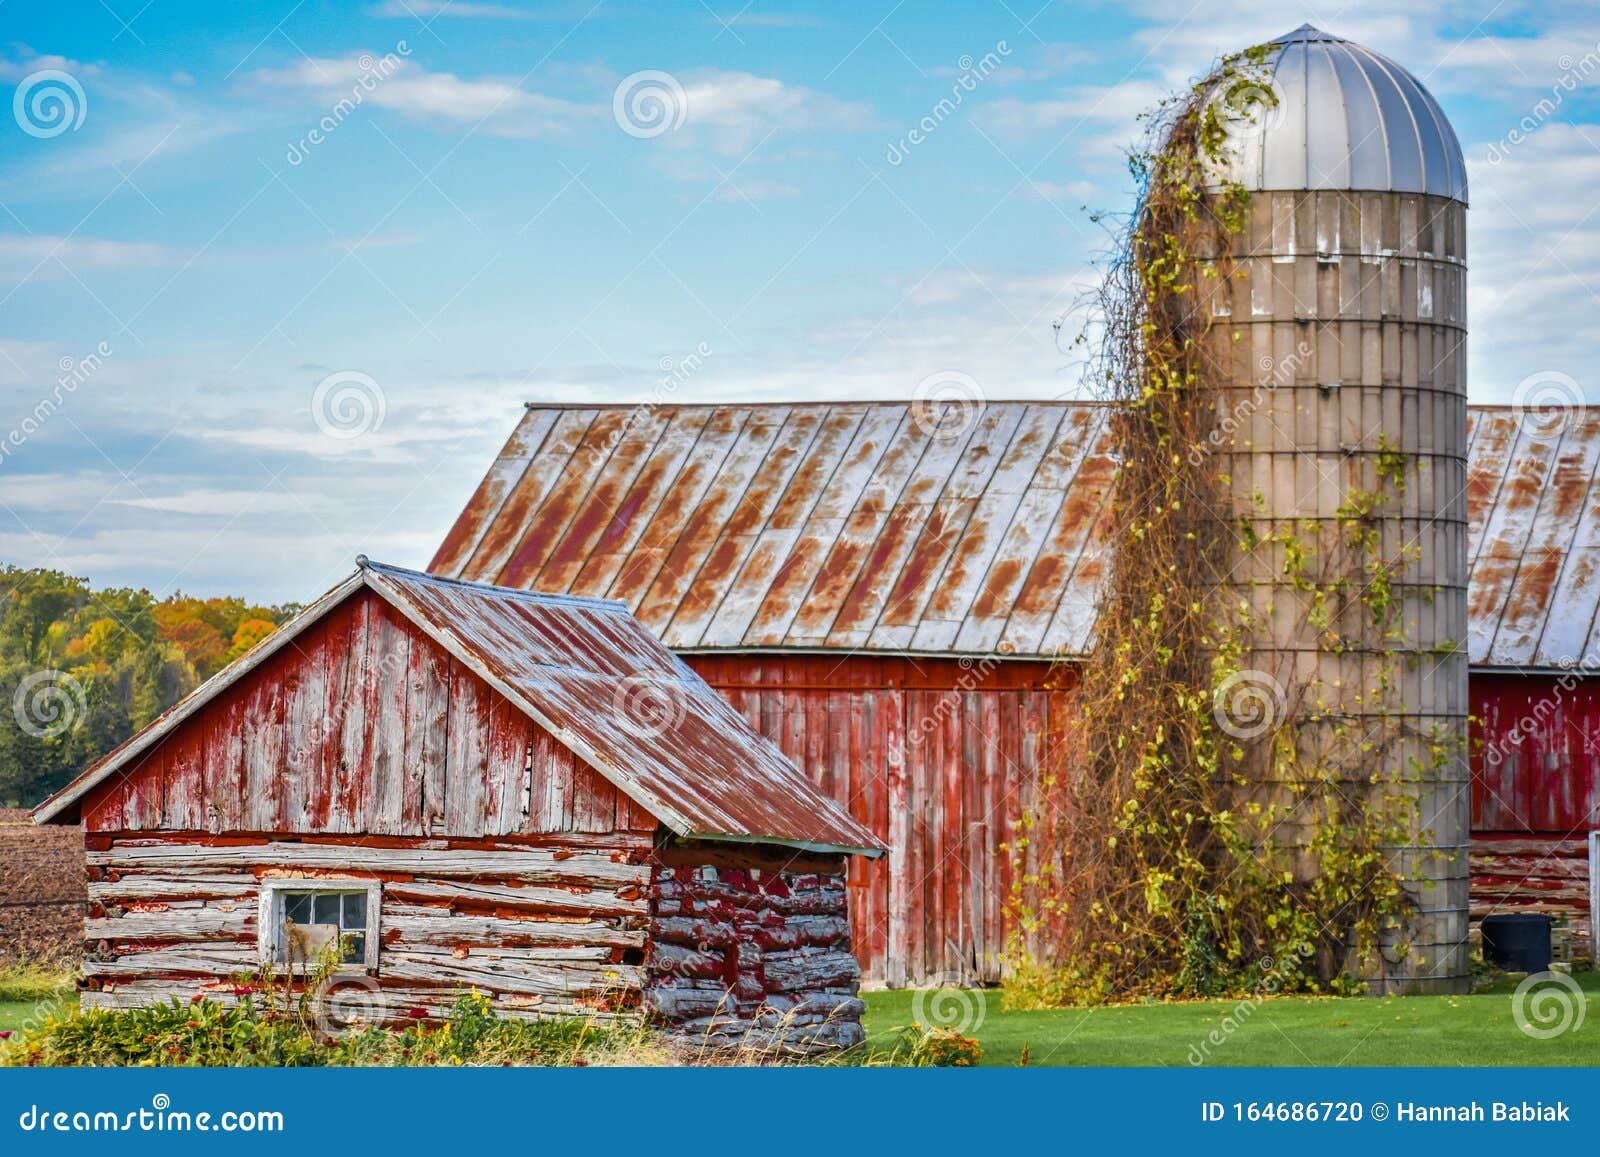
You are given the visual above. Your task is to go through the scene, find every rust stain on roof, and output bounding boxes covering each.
[433,402,1600,668]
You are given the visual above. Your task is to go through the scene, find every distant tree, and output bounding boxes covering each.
[225,618,278,665]
[0,568,295,807]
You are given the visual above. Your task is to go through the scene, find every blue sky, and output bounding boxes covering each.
[2,0,1598,602]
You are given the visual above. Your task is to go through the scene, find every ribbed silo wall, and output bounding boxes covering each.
[1209,189,1469,994]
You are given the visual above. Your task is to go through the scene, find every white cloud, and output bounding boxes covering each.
[0,49,100,83]
[0,235,172,276]
[1466,121,1600,399]
[672,70,875,154]
[248,54,593,138]
[978,80,1167,136]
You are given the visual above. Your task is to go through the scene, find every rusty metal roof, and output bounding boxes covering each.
[1468,407,1600,670]
[431,402,1118,658]
[433,401,1600,672]
[37,558,883,855]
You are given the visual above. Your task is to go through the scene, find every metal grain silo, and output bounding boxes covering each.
[1208,25,1469,993]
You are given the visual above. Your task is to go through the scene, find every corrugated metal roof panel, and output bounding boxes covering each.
[434,402,1600,670]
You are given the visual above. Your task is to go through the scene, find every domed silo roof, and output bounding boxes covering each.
[1217,24,1467,203]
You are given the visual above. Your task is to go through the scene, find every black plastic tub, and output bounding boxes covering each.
[1480,913,1553,973]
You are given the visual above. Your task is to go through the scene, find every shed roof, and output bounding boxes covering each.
[35,559,883,856]
[431,401,1600,671]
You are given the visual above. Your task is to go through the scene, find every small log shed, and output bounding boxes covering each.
[32,558,884,1052]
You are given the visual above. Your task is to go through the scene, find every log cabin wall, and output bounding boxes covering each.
[1471,672,1600,953]
[684,654,1072,988]
[82,832,652,1019]
[71,586,665,1016]
[646,841,863,1053]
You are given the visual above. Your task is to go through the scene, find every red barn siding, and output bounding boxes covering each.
[79,590,651,840]
[1471,673,1600,950]
[1472,673,1600,834]
[683,654,1070,986]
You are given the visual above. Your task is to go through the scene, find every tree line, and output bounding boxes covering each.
[0,566,296,807]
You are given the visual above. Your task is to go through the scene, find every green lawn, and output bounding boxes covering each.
[0,1001,50,1034]
[861,975,1600,1066]
[5,981,1597,1066]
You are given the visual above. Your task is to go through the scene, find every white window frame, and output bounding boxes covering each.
[258,879,381,973]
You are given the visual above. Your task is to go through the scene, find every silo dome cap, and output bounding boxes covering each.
[1209,24,1467,203]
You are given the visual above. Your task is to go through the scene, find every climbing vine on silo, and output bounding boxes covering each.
[1003,49,1451,1005]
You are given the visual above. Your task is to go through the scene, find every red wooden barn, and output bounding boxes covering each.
[431,399,1600,984]
[33,558,883,1052]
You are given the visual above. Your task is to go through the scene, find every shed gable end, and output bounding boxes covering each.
[80,588,654,838]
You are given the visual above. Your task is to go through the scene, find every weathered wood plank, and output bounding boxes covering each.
[92,840,649,886]
[84,946,257,977]
[90,874,258,903]
[378,954,642,996]
[382,912,645,950]
[383,879,646,919]
[86,909,252,942]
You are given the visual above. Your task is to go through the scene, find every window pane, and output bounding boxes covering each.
[284,894,312,924]
[313,894,341,925]
[342,892,366,930]
[343,932,365,964]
